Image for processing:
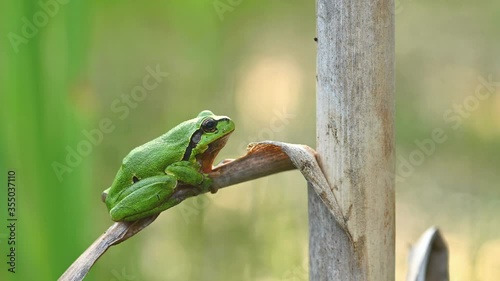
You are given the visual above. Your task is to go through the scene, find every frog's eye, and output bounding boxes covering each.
[132,176,140,183]
[201,118,217,133]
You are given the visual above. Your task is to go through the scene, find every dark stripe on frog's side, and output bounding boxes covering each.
[182,129,202,161]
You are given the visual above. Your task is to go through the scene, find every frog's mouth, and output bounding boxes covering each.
[197,133,233,173]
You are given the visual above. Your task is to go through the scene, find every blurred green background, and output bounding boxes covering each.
[0,0,499,280]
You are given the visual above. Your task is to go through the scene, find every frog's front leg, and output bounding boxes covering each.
[109,175,180,221]
[165,161,215,193]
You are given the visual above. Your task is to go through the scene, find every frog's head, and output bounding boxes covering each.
[184,110,235,172]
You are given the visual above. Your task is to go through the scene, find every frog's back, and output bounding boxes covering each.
[121,119,198,177]
[121,135,186,176]
[108,118,199,193]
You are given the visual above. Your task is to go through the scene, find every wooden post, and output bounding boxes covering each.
[309,0,394,280]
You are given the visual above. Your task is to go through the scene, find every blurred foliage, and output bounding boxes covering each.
[0,0,499,281]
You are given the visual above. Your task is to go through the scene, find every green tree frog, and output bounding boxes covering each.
[102,110,235,221]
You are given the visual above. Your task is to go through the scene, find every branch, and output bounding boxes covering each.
[59,141,351,281]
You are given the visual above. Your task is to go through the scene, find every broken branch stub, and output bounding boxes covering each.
[407,227,449,281]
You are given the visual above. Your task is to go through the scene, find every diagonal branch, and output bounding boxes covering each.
[59,141,351,281]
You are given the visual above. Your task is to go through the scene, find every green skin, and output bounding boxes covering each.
[102,110,235,221]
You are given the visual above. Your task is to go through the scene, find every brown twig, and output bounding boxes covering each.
[59,141,350,281]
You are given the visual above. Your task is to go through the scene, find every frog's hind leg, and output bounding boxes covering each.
[165,161,213,193]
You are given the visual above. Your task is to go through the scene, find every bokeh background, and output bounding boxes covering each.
[1,0,499,280]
